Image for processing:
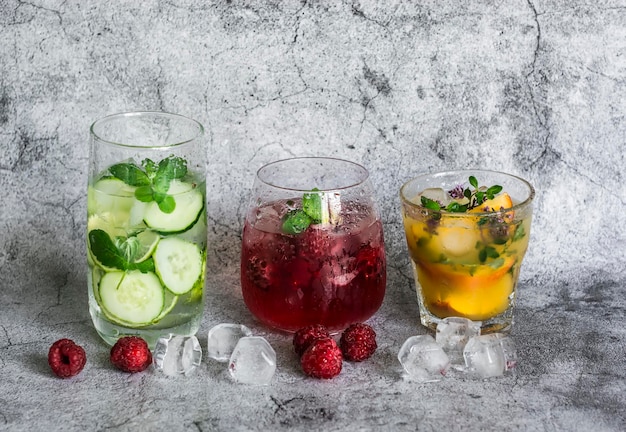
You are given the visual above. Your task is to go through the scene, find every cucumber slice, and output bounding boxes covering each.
[89,178,137,216]
[99,270,165,325]
[154,237,203,295]
[143,181,204,234]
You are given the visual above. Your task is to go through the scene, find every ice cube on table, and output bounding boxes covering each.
[436,317,481,366]
[463,333,517,378]
[207,323,253,362]
[398,335,450,382]
[153,335,202,377]
[228,336,276,385]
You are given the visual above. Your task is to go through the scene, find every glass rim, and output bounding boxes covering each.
[89,111,204,150]
[400,168,535,216]
[256,156,370,192]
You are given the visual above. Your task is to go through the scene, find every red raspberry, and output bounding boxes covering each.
[293,324,331,357]
[48,338,86,378]
[339,323,377,362]
[110,336,152,373]
[300,337,343,379]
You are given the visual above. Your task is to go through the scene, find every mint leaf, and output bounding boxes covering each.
[282,210,312,235]
[142,158,158,179]
[469,176,478,188]
[512,223,526,241]
[157,156,187,180]
[115,236,140,262]
[157,195,176,213]
[152,175,171,194]
[303,188,322,222]
[488,257,505,269]
[445,202,468,213]
[109,163,150,187]
[89,229,155,272]
[88,229,127,270]
[486,185,503,199]
[479,245,500,263]
[420,196,441,211]
[135,185,154,202]
[132,257,155,273]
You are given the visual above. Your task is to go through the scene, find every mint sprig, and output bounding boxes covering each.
[282,188,323,235]
[109,155,187,214]
[89,229,154,272]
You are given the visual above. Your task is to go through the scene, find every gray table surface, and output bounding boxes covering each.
[1,1,625,431]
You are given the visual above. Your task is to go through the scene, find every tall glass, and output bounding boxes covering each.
[241,157,386,333]
[87,112,206,347]
[400,170,534,333]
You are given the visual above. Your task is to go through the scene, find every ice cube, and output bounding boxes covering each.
[436,317,482,366]
[418,188,451,207]
[207,323,253,362]
[228,336,276,385]
[398,335,450,382]
[153,335,202,377]
[463,333,517,378]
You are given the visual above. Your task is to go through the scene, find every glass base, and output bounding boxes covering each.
[416,296,514,334]
[90,306,203,349]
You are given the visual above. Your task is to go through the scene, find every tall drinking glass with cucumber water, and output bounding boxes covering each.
[87,112,207,347]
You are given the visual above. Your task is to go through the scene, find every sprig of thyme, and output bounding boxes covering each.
[420,176,503,213]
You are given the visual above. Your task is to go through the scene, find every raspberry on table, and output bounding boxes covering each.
[110,336,152,373]
[293,324,331,357]
[48,338,87,378]
[300,337,343,379]
[339,323,377,362]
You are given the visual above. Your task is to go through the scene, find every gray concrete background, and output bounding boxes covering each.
[1,0,625,430]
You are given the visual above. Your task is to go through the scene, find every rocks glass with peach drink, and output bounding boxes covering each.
[400,170,534,333]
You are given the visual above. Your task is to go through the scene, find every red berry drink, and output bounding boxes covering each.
[241,198,386,332]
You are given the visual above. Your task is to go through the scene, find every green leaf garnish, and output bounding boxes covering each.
[157,156,187,181]
[89,229,128,270]
[469,176,478,188]
[420,196,442,211]
[157,195,176,213]
[282,210,312,235]
[478,245,500,263]
[512,223,526,241]
[109,163,150,187]
[109,155,188,214]
[281,187,328,234]
[135,185,154,202]
[89,229,155,272]
[302,188,323,222]
[445,202,468,213]
[488,257,505,269]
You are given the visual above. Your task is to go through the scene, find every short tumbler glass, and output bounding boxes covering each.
[87,112,207,347]
[400,170,534,333]
[240,157,387,333]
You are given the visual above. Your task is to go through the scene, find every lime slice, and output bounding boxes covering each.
[151,289,178,323]
[133,230,160,263]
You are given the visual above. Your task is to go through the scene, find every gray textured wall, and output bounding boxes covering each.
[1,1,625,430]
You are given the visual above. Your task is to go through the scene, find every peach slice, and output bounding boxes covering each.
[470,192,513,213]
[416,256,516,320]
